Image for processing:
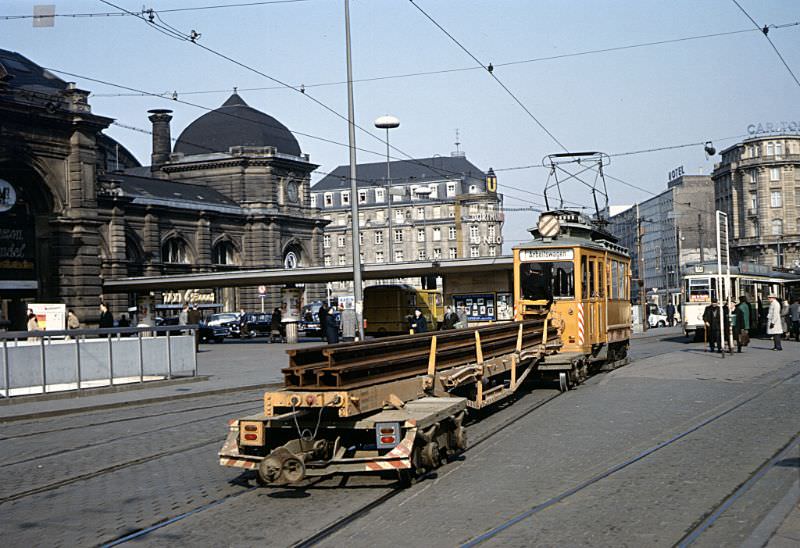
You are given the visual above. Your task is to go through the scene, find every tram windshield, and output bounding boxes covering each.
[520,261,575,301]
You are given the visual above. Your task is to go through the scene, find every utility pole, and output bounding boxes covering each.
[344,0,364,340]
[637,207,648,331]
[698,213,705,264]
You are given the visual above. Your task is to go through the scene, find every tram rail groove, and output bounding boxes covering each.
[0,436,226,505]
[0,398,263,441]
[0,403,261,468]
[458,369,800,547]
[676,432,800,547]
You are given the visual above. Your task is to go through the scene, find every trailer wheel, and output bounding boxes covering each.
[282,457,306,484]
[420,441,441,470]
[558,372,569,393]
[258,455,283,485]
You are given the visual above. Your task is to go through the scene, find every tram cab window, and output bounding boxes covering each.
[686,277,717,302]
[520,261,575,301]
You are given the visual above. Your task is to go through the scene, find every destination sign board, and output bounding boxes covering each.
[519,249,574,262]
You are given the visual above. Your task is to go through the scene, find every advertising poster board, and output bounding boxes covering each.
[452,293,496,322]
[281,287,303,322]
[29,303,66,331]
[496,293,514,321]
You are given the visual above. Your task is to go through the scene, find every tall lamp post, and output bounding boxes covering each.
[343,0,364,340]
[375,115,400,263]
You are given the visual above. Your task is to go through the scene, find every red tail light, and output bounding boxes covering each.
[244,425,258,432]
[379,428,395,435]
[244,434,258,441]
[380,436,396,444]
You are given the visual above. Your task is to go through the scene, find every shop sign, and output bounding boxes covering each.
[519,249,574,262]
[162,289,216,305]
[0,212,35,281]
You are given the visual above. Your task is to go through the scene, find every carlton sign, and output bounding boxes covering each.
[747,121,799,135]
[162,289,215,305]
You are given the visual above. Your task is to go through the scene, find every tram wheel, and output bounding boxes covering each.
[558,372,569,393]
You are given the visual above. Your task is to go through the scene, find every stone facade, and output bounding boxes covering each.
[713,135,800,269]
[0,50,324,328]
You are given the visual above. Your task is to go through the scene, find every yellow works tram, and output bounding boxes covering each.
[514,210,631,390]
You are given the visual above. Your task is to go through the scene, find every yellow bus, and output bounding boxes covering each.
[363,284,443,336]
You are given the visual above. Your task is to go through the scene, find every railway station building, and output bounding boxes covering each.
[712,134,800,270]
[0,49,323,328]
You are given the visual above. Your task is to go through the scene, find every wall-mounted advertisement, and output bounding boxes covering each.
[29,303,66,331]
[452,293,496,322]
[496,293,514,321]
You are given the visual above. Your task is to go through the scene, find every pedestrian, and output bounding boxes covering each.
[270,307,283,343]
[409,308,428,334]
[733,296,751,353]
[26,308,40,342]
[136,305,154,337]
[666,301,676,327]
[780,298,790,338]
[790,299,800,341]
[179,304,189,326]
[187,304,202,350]
[118,313,131,336]
[766,294,783,351]
[66,309,80,339]
[702,298,722,353]
[324,311,339,344]
[318,303,329,342]
[441,306,457,330]
[455,305,468,329]
[99,302,114,329]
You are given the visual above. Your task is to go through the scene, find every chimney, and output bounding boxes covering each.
[148,109,173,171]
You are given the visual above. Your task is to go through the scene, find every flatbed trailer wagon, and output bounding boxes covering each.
[219,318,559,485]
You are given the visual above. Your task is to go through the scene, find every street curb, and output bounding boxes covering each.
[0,381,282,423]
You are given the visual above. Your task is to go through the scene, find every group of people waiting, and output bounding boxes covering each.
[703,294,800,353]
[408,305,468,334]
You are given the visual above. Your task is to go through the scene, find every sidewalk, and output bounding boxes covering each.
[0,338,323,421]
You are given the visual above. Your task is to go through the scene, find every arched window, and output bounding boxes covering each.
[162,237,189,264]
[212,240,238,265]
[771,219,783,236]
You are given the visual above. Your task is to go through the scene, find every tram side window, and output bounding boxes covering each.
[581,255,588,299]
[620,262,627,299]
[588,260,596,297]
[611,261,619,299]
[520,261,575,301]
[597,260,605,298]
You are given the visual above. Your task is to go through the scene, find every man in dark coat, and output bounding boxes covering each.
[324,313,339,344]
[666,302,676,327]
[409,308,428,334]
[318,304,329,342]
[99,302,114,328]
[441,306,457,330]
[733,296,751,353]
[702,298,723,352]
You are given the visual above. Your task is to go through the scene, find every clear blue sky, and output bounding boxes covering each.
[3,0,799,247]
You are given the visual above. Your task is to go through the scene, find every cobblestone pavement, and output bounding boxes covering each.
[1,333,797,547]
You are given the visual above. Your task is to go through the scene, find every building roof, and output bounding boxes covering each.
[101,172,239,209]
[173,93,301,157]
[313,155,487,190]
[0,49,67,93]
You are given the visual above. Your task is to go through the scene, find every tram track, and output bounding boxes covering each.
[0,397,264,440]
[0,402,261,468]
[457,368,800,546]
[97,384,563,547]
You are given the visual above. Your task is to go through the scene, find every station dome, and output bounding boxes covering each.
[174,93,301,157]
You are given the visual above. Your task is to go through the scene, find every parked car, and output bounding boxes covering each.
[207,312,242,337]
[647,307,681,328]
[199,322,230,343]
[300,303,340,337]
[242,313,272,337]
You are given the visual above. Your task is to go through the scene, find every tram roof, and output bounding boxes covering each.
[683,263,800,280]
[102,256,514,292]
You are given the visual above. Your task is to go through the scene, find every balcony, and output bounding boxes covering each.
[746,208,758,217]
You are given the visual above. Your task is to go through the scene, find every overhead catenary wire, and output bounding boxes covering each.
[85,20,800,98]
[730,0,800,90]
[408,0,568,153]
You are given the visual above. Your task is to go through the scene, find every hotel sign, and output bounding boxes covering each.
[747,121,800,135]
[519,249,574,262]
[162,289,215,305]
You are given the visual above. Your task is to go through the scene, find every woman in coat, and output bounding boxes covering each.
[324,313,339,344]
[766,294,783,351]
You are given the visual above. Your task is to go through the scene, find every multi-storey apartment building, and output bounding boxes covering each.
[311,155,503,272]
[712,134,800,269]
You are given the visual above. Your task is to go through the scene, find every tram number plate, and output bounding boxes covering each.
[520,249,574,261]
